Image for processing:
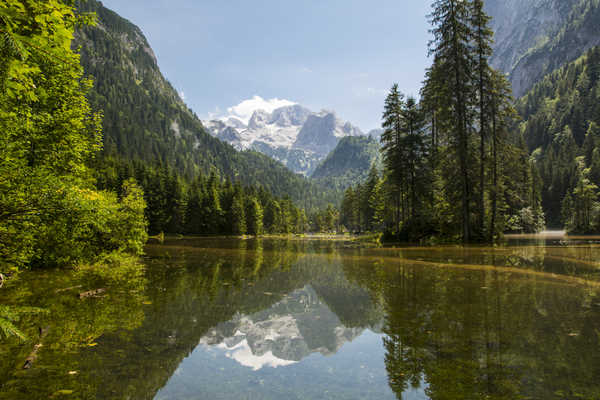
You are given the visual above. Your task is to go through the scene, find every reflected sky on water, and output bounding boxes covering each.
[2,237,600,399]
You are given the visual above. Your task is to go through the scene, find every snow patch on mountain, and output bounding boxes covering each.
[202,99,366,176]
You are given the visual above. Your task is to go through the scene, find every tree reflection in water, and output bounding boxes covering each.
[1,239,600,399]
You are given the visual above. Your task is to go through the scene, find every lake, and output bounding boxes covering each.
[2,236,600,399]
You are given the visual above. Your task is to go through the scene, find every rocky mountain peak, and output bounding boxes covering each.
[225,117,247,129]
[203,103,366,175]
[269,105,311,127]
[294,112,363,156]
[248,110,270,130]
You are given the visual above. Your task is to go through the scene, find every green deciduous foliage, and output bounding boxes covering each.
[0,0,147,275]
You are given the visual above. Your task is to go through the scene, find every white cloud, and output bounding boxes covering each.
[226,96,296,124]
[179,90,186,101]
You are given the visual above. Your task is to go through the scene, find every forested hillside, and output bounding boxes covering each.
[74,0,335,211]
[518,46,600,230]
[311,136,381,191]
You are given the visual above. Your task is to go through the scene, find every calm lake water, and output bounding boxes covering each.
[2,236,600,399]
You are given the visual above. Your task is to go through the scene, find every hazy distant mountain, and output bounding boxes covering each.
[486,0,600,97]
[203,106,365,176]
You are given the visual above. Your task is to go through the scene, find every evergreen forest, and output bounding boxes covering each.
[519,47,600,233]
[341,0,546,242]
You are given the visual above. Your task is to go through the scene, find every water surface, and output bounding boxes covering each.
[1,237,600,399]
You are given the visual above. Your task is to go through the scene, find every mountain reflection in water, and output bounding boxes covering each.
[198,285,367,371]
[1,237,600,400]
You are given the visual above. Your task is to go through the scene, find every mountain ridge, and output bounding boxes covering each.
[203,105,366,176]
[73,0,338,210]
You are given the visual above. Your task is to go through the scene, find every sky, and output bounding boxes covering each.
[100,0,433,131]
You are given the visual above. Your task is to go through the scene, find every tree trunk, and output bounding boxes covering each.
[479,53,486,241]
[490,96,498,241]
[451,4,470,243]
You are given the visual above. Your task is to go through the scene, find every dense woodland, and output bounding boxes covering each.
[519,46,600,232]
[94,157,309,236]
[341,0,544,242]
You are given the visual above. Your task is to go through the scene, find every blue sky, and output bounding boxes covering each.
[100,0,432,131]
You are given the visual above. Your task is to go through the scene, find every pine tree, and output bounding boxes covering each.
[230,191,247,235]
[489,69,517,239]
[341,187,357,232]
[364,166,381,231]
[561,193,574,230]
[381,84,405,233]
[471,0,494,239]
[203,173,223,233]
[246,197,264,236]
[428,0,474,242]
[401,97,428,220]
[572,158,599,233]
[264,200,281,234]
[185,186,204,234]
[369,179,386,231]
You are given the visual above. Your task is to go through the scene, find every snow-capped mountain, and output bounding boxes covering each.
[203,104,365,176]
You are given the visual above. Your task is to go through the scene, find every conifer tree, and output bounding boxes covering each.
[428,0,474,241]
[471,0,494,239]
[369,180,386,231]
[185,186,204,234]
[230,191,247,235]
[381,84,405,233]
[363,166,381,231]
[203,173,223,232]
[340,187,357,232]
[489,69,516,239]
[246,197,264,236]
[561,193,574,230]
[401,97,428,220]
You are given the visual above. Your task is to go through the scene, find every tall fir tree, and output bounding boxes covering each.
[428,0,474,241]
[381,84,405,233]
[471,0,494,239]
